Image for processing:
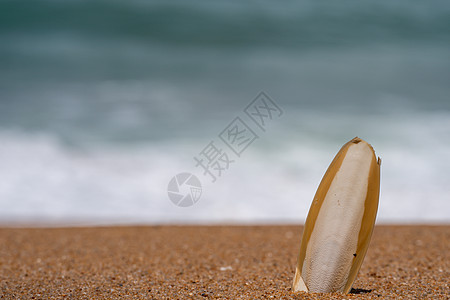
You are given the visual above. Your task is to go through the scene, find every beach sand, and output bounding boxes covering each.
[0,225,448,299]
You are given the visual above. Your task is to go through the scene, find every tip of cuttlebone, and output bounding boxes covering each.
[351,137,362,144]
[293,270,309,293]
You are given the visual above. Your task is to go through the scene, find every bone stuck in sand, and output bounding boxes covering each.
[293,137,381,293]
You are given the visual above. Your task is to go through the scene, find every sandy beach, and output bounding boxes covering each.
[0,225,448,299]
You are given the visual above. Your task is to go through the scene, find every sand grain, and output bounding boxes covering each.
[0,225,448,299]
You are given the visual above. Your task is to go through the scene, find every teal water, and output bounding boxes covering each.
[0,0,449,223]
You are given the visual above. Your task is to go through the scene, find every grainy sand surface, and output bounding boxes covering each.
[0,225,448,299]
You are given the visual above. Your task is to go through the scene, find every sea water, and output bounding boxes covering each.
[0,0,449,224]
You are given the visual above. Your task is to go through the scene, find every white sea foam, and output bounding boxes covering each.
[0,109,449,225]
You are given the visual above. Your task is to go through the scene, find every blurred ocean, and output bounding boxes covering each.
[0,0,449,224]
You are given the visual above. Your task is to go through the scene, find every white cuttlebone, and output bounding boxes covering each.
[293,138,380,293]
